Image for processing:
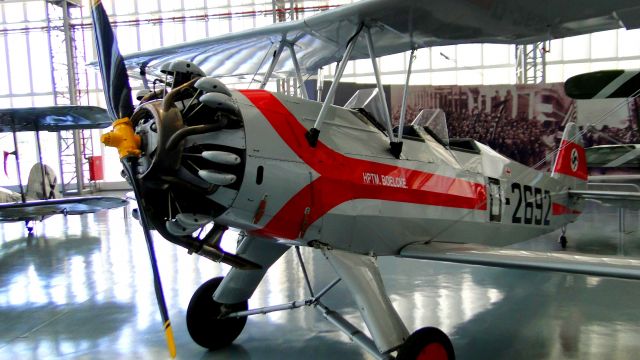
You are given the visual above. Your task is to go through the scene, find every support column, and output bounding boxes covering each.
[516,42,547,84]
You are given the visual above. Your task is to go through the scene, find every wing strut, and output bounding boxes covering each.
[396,49,416,158]
[307,23,364,147]
[9,117,25,203]
[259,39,286,90]
[33,125,47,200]
[286,42,309,99]
[364,27,397,155]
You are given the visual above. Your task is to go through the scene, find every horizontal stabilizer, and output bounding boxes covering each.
[569,189,640,209]
[400,242,640,280]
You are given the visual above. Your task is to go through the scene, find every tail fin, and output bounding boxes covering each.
[25,163,59,200]
[551,123,588,186]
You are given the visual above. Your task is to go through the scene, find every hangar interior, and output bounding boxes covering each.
[1,0,640,359]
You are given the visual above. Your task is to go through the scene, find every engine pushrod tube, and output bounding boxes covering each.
[165,120,227,151]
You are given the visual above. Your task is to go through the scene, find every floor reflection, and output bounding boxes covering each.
[0,202,639,359]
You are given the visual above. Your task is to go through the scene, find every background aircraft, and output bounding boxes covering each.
[91,0,640,359]
[0,106,128,233]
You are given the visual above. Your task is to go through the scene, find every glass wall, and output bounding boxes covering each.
[335,29,640,86]
[0,0,638,185]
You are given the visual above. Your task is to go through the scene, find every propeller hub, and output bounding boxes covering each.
[101,117,141,158]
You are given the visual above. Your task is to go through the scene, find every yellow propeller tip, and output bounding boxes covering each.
[164,321,177,358]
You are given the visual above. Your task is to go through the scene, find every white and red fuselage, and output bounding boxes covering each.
[197,90,587,255]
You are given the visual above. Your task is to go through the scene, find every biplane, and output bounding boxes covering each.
[90,0,640,359]
[0,106,128,233]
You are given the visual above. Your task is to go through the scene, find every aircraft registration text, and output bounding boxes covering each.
[510,183,551,226]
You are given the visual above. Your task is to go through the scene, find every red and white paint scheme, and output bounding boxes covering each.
[90,0,640,358]
[127,85,616,359]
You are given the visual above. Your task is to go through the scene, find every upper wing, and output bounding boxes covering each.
[400,241,640,280]
[0,106,111,133]
[0,196,128,221]
[120,0,640,78]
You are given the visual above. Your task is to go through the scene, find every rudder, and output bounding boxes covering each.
[551,122,587,188]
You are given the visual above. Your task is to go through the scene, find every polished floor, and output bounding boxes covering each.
[1,202,640,359]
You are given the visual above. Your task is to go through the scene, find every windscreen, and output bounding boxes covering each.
[345,88,388,130]
[411,109,449,145]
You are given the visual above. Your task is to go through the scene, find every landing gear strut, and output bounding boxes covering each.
[25,220,33,235]
[559,226,568,249]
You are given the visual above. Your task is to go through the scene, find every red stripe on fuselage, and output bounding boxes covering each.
[552,202,581,215]
[240,90,487,239]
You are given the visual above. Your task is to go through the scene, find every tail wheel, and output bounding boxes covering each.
[396,327,455,360]
[186,276,248,350]
[559,235,568,249]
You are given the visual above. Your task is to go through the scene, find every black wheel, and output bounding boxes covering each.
[396,327,455,360]
[559,235,568,249]
[186,276,248,350]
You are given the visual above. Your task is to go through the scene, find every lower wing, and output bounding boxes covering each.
[0,196,128,221]
[400,242,640,281]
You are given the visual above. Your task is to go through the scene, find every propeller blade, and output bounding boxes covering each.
[90,0,134,120]
[90,2,175,357]
[121,158,177,359]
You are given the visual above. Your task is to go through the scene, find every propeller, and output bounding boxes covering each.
[90,1,176,357]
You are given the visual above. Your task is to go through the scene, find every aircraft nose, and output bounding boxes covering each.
[124,76,246,237]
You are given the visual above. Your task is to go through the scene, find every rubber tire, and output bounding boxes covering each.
[186,276,248,350]
[396,327,455,360]
[559,235,568,249]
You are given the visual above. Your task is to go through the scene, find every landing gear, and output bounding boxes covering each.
[25,220,33,235]
[559,226,568,249]
[396,327,455,360]
[187,245,456,359]
[559,236,568,249]
[186,276,248,350]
